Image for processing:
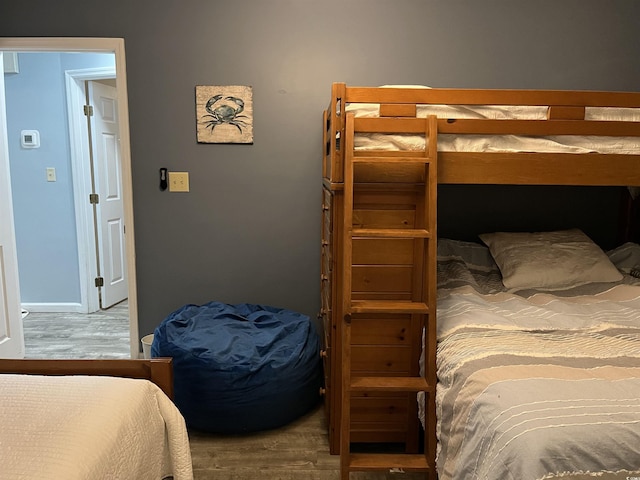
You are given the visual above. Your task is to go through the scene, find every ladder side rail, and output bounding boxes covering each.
[425,115,438,474]
[340,112,357,480]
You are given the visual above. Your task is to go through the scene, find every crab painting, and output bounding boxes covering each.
[201,95,249,133]
[195,85,253,144]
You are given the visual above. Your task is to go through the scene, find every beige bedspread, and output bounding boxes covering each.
[0,374,193,480]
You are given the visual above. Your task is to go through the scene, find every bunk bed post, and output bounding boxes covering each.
[330,82,347,183]
[321,83,345,455]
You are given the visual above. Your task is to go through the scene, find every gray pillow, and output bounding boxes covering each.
[479,229,623,290]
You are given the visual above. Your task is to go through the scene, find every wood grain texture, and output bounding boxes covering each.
[325,83,640,187]
[0,357,174,399]
[189,405,426,480]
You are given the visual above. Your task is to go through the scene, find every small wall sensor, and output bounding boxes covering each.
[21,130,40,148]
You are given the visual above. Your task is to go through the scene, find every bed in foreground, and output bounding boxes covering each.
[433,237,640,480]
[0,358,193,480]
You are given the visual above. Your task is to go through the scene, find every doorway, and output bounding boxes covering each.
[66,69,128,313]
[0,38,139,358]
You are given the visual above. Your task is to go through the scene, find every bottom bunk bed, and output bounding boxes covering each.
[0,358,193,480]
[430,235,640,480]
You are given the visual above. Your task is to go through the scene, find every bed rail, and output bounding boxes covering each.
[0,358,175,399]
[324,82,640,186]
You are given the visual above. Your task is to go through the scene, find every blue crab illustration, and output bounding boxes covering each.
[201,95,249,133]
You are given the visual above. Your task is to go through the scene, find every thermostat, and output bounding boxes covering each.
[21,130,40,148]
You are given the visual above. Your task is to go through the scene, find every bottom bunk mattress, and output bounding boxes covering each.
[0,374,193,480]
[433,239,640,480]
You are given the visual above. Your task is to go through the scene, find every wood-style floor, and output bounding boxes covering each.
[189,404,425,480]
[20,304,425,479]
[22,301,131,359]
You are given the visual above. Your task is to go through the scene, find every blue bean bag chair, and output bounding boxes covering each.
[152,302,323,433]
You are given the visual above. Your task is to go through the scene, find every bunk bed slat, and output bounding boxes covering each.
[344,86,640,108]
[439,118,640,136]
[438,152,640,186]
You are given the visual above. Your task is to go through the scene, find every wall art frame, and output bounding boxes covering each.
[195,85,253,144]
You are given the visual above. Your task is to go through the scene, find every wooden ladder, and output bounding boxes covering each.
[339,113,438,480]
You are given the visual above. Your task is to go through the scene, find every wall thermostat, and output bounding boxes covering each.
[21,130,40,148]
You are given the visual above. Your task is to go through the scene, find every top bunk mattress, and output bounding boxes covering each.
[346,86,640,154]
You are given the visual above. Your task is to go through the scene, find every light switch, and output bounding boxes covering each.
[46,167,56,182]
[168,171,189,192]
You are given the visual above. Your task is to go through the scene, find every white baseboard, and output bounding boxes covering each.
[21,302,87,314]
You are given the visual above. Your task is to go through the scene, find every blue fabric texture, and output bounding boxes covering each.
[152,302,323,433]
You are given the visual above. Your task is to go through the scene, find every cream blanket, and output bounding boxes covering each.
[0,374,193,480]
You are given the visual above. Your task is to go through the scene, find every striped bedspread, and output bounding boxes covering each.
[435,240,640,480]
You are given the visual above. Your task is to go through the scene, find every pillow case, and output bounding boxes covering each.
[478,229,623,290]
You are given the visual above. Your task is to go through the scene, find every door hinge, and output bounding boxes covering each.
[84,105,94,116]
[89,193,99,204]
[95,277,104,287]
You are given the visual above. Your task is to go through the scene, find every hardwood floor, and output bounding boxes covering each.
[20,302,425,479]
[21,300,130,359]
[189,405,426,480]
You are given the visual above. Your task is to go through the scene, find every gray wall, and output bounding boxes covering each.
[2,0,639,337]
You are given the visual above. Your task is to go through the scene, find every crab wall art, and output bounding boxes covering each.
[195,85,253,144]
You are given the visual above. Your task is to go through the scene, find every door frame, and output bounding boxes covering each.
[0,37,139,358]
[66,67,117,314]
[0,51,24,358]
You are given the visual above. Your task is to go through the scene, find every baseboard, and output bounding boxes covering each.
[21,302,86,314]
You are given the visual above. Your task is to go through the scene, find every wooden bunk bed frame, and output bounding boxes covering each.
[320,82,640,479]
[0,357,175,399]
[325,83,640,186]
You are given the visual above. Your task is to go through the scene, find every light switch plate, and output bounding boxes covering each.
[168,171,189,192]
[46,167,56,182]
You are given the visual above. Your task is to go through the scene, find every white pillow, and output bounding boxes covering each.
[478,229,623,290]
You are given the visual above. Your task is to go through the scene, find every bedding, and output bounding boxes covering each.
[346,87,640,154]
[479,229,623,290]
[432,239,640,480]
[0,374,193,480]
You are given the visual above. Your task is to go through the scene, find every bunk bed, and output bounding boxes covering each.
[0,358,193,480]
[321,82,640,480]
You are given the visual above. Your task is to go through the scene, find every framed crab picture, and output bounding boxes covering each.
[195,85,253,144]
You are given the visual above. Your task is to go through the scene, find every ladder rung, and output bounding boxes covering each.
[348,453,430,472]
[350,376,430,392]
[352,228,431,238]
[353,156,433,164]
[350,300,429,314]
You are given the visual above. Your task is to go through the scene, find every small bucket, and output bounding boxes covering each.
[141,334,154,359]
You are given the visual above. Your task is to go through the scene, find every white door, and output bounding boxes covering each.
[88,81,128,309]
[0,52,25,358]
